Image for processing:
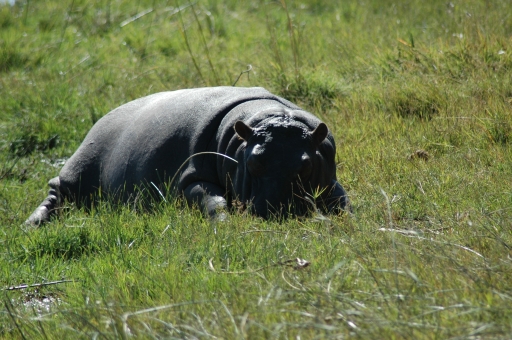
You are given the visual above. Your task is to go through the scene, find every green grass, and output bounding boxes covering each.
[1,0,512,338]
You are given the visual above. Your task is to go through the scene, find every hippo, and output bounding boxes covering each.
[26,86,349,225]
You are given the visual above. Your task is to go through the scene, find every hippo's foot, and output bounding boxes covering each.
[184,181,228,219]
[25,177,61,227]
[211,210,229,224]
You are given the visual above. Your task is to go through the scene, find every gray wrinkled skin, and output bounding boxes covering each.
[26,87,349,225]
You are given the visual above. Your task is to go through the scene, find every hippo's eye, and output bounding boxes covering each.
[247,155,265,177]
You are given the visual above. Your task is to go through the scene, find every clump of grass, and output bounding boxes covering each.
[390,87,442,120]
[369,77,447,120]
[26,227,97,261]
[9,133,60,158]
[0,40,28,73]
[482,109,512,145]
[0,6,14,29]
[276,73,349,111]
[37,18,56,32]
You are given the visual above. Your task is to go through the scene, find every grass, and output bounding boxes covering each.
[1,0,512,338]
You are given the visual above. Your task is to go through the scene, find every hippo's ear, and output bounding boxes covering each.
[311,122,328,146]
[234,121,254,141]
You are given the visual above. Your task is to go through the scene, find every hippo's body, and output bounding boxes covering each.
[26,86,349,225]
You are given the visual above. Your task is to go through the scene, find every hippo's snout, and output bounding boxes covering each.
[249,180,309,219]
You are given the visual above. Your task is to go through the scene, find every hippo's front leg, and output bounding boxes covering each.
[323,179,351,213]
[183,182,228,218]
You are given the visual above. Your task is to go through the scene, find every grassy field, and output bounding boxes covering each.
[1,0,512,338]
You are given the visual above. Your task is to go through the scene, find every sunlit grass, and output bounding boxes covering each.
[1,0,511,338]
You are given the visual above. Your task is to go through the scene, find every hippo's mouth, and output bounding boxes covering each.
[251,199,309,219]
[246,180,311,219]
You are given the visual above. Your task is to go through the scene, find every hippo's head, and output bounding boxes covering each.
[233,116,332,219]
